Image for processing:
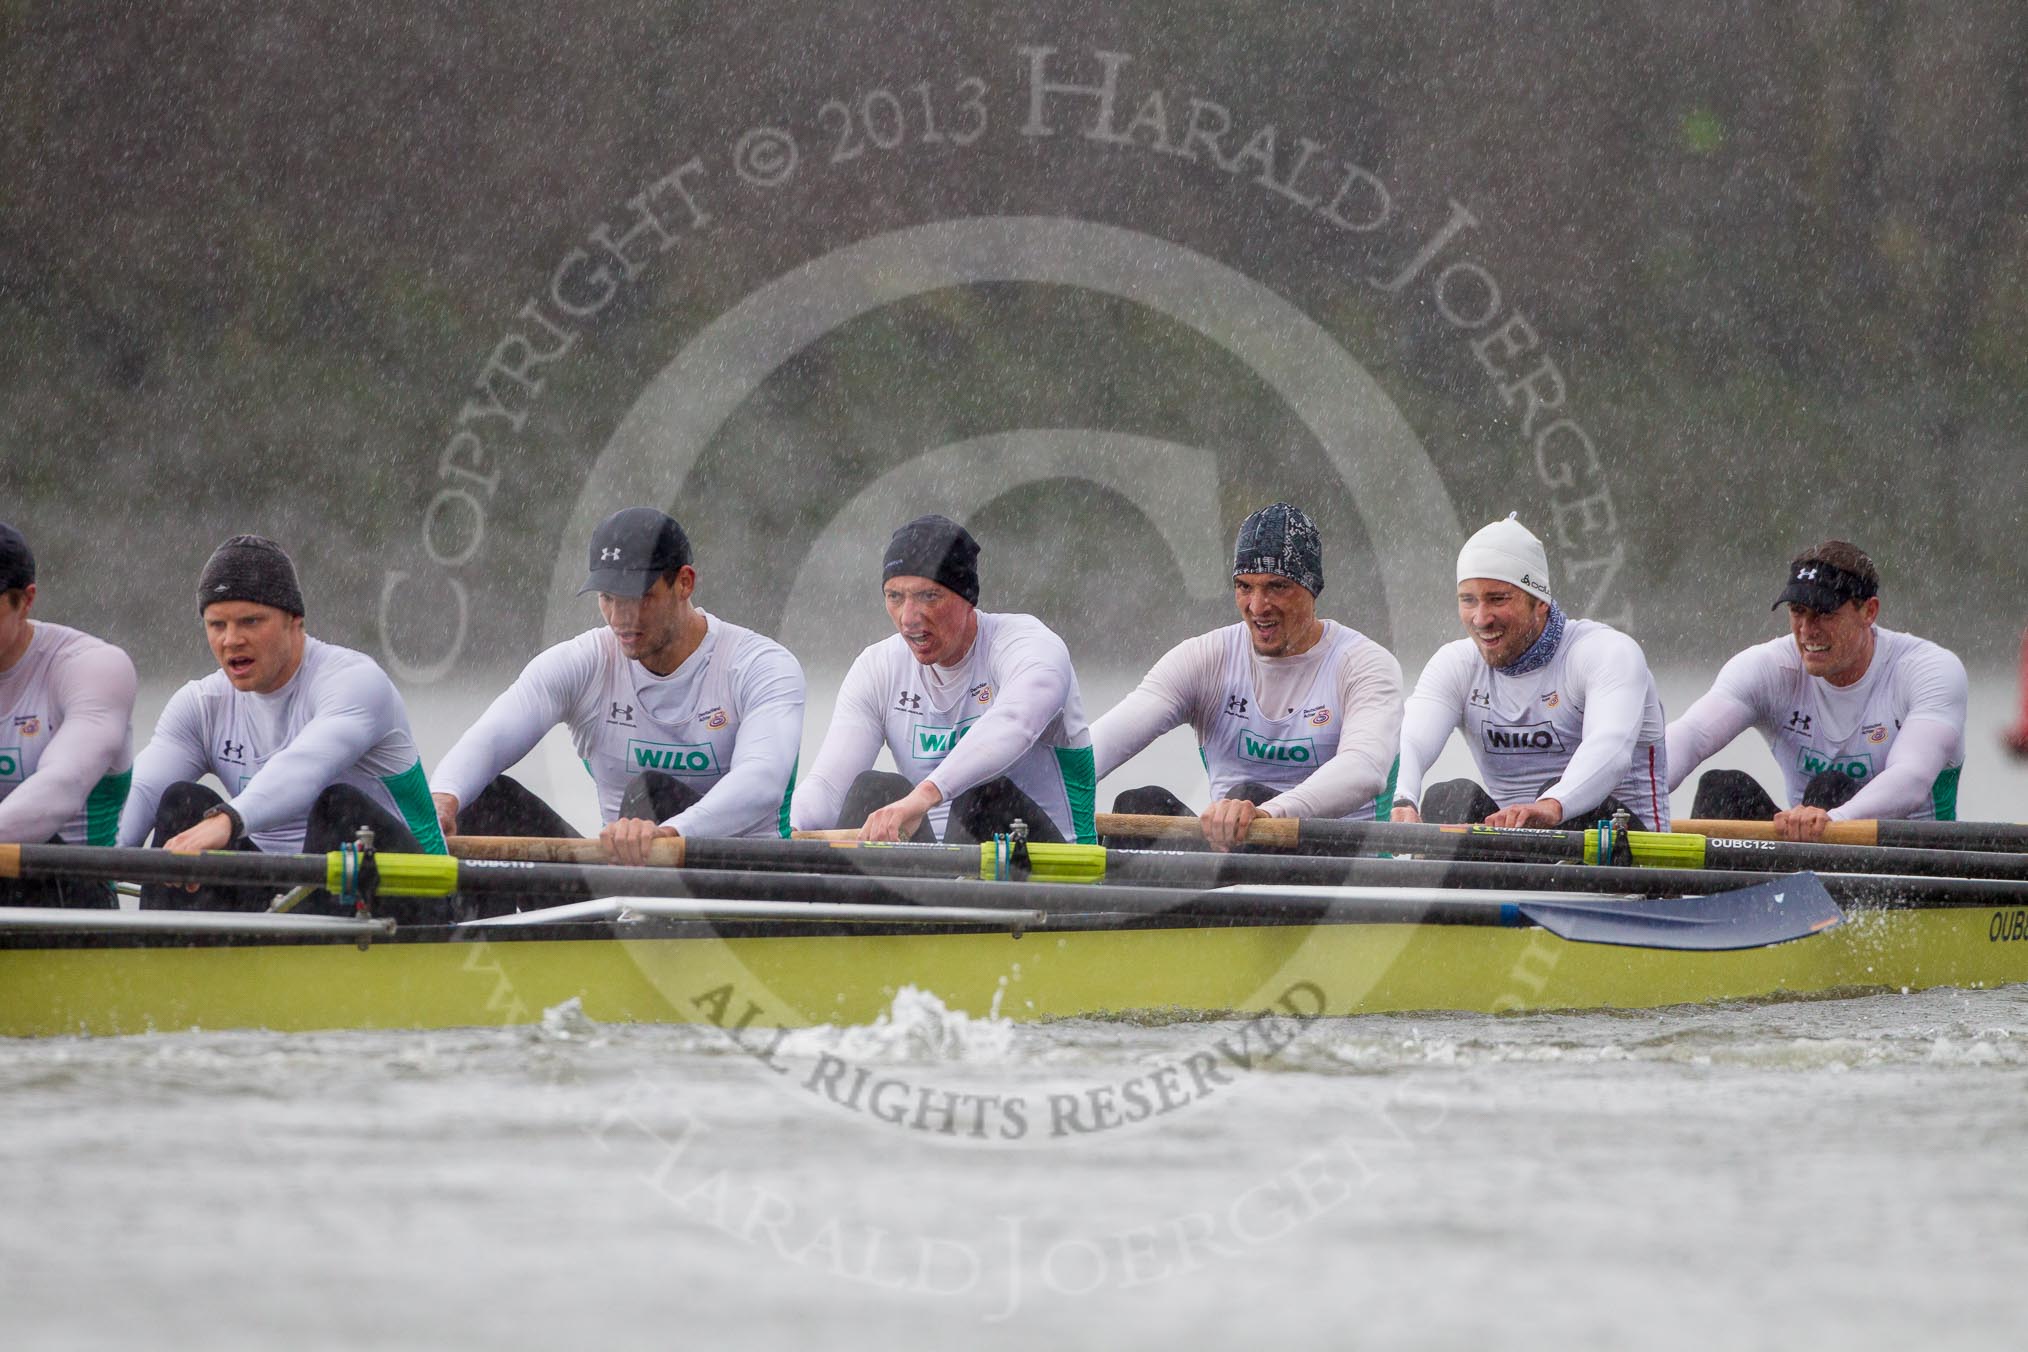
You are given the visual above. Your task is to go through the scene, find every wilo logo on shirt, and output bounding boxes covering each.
[629,739,722,776]
[1481,721,1565,754]
[0,746,20,782]
[910,720,977,759]
[1798,748,1873,782]
[1239,730,1315,764]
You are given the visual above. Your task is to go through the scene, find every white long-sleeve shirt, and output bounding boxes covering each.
[1396,620,1669,827]
[0,622,137,845]
[1091,621,1403,820]
[120,637,444,853]
[431,613,804,838]
[1665,627,1966,821]
[792,611,1095,842]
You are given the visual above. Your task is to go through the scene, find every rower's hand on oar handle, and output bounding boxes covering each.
[1390,804,1422,824]
[1485,798,1562,830]
[432,792,460,840]
[163,810,240,891]
[1772,805,1833,843]
[602,816,681,866]
[163,813,236,856]
[860,782,942,842]
[1201,798,1266,853]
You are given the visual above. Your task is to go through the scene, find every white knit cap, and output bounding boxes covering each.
[1456,513,1552,602]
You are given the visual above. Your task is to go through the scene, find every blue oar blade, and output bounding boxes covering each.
[1516,872,1844,952]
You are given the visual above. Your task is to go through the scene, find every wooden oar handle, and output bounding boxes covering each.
[1670,818,1879,847]
[448,836,688,867]
[1096,813,1301,847]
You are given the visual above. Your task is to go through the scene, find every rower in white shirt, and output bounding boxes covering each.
[791,514,1096,844]
[1091,502,1404,851]
[430,507,805,866]
[1666,540,1966,842]
[0,522,137,909]
[120,535,445,911]
[1393,514,1670,830]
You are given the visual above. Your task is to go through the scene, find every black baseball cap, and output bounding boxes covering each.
[1772,559,1876,614]
[577,508,693,596]
[0,522,32,592]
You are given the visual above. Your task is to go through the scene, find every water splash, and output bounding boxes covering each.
[773,984,1020,1065]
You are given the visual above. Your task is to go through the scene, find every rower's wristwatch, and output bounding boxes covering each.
[200,803,245,844]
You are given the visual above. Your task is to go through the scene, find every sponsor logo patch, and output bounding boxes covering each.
[1303,704,1331,727]
[1239,730,1316,764]
[628,739,722,776]
[910,719,978,759]
[1480,721,1566,754]
[1797,747,1873,781]
[11,715,39,737]
[698,706,729,730]
[0,746,20,782]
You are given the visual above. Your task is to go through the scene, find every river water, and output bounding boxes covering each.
[3,667,2025,1346]
[3,986,2023,1348]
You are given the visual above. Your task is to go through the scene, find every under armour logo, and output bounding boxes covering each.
[1225,695,1249,715]
[1797,566,1818,580]
[1787,711,1812,733]
[221,739,245,761]
[213,583,229,592]
[1469,688,1492,709]
[600,547,622,562]
[896,692,922,712]
[610,702,634,723]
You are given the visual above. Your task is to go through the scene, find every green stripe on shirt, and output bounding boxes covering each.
[1055,745,1098,845]
[84,767,132,847]
[1930,765,1961,822]
[381,760,448,854]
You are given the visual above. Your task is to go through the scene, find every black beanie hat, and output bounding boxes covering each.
[881,515,981,606]
[198,535,304,616]
[0,522,33,592]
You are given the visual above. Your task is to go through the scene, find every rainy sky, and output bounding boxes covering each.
[3,0,2022,676]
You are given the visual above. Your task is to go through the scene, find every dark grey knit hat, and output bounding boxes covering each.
[198,535,304,616]
[1232,503,1323,596]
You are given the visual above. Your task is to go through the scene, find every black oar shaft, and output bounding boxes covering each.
[680,838,982,877]
[12,845,330,890]
[1292,819,1583,861]
[1874,820,2028,853]
[1699,836,2028,881]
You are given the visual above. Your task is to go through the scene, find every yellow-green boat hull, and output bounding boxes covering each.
[6,903,2028,1037]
